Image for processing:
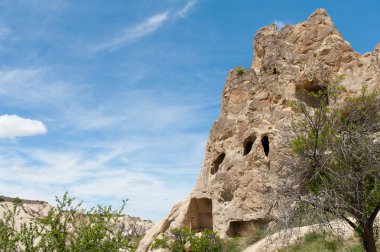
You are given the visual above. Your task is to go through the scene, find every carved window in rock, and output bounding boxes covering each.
[261,136,269,157]
[227,220,268,237]
[243,135,257,156]
[211,153,225,175]
[187,198,213,231]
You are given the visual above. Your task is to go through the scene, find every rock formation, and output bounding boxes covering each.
[137,8,380,252]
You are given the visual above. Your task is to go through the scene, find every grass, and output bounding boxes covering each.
[223,225,267,251]
[224,238,244,252]
[277,232,364,252]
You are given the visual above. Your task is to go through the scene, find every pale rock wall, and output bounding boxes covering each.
[137,8,380,252]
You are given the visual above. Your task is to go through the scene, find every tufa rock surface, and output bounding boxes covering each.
[137,8,380,252]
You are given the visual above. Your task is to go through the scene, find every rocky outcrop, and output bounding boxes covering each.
[137,9,380,252]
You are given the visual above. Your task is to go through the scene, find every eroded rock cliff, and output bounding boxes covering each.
[137,8,380,252]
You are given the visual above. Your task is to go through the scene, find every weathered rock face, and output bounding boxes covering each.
[137,9,380,252]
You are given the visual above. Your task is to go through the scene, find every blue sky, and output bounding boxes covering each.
[0,0,379,221]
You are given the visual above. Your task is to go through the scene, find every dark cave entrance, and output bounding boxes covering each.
[261,136,269,157]
[243,135,257,156]
[227,220,268,237]
[211,153,225,175]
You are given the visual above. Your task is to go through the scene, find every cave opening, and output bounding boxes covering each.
[211,153,225,175]
[243,135,256,156]
[187,198,213,232]
[227,220,268,237]
[295,85,328,108]
[261,136,269,157]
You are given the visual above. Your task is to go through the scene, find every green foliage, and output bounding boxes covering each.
[304,232,324,243]
[0,199,22,251]
[223,238,243,252]
[0,193,137,251]
[152,227,223,252]
[243,228,266,246]
[235,66,244,76]
[288,80,380,251]
[277,232,363,252]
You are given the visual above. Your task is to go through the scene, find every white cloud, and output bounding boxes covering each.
[274,20,286,29]
[0,114,47,138]
[92,12,170,52]
[177,0,197,18]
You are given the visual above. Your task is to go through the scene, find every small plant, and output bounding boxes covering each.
[152,227,223,252]
[303,231,323,243]
[235,66,244,76]
[243,228,266,246]
[223,237,244,252]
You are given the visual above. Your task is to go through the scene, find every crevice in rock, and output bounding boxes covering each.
[243,135,257,156]
[261,136,269,156]
[211,153,225,175]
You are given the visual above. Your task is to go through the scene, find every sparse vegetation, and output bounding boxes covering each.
[277,232,364,252]
[223,237,243,252]
[236,66,244,76]
[278,80,380,252]
[152,227,223,252]
[0,193,138,251]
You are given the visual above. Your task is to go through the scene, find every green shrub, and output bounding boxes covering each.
[235,66,244,76]
[243,228,266,246]
[0,193,137,251]
[223,237,244,252]
[0,198,22,251]
[152,227,223,252]
[303,232,323,243]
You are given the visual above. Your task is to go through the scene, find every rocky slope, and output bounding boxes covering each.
[137,8,380,252]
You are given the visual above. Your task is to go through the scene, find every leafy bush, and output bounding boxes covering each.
[235,66,244,76]
[0,193,137,251]
[152,227,223,252]
[223,237,244,252]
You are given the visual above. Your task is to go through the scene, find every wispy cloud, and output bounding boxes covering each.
[91,0,199,53]
[177,0,197,18]
[0,68,83,107]
[274,20,286,29]
[0,24,10,39]
[0,114,47,138]
[92,12,170,52]
[0,136,202,220]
